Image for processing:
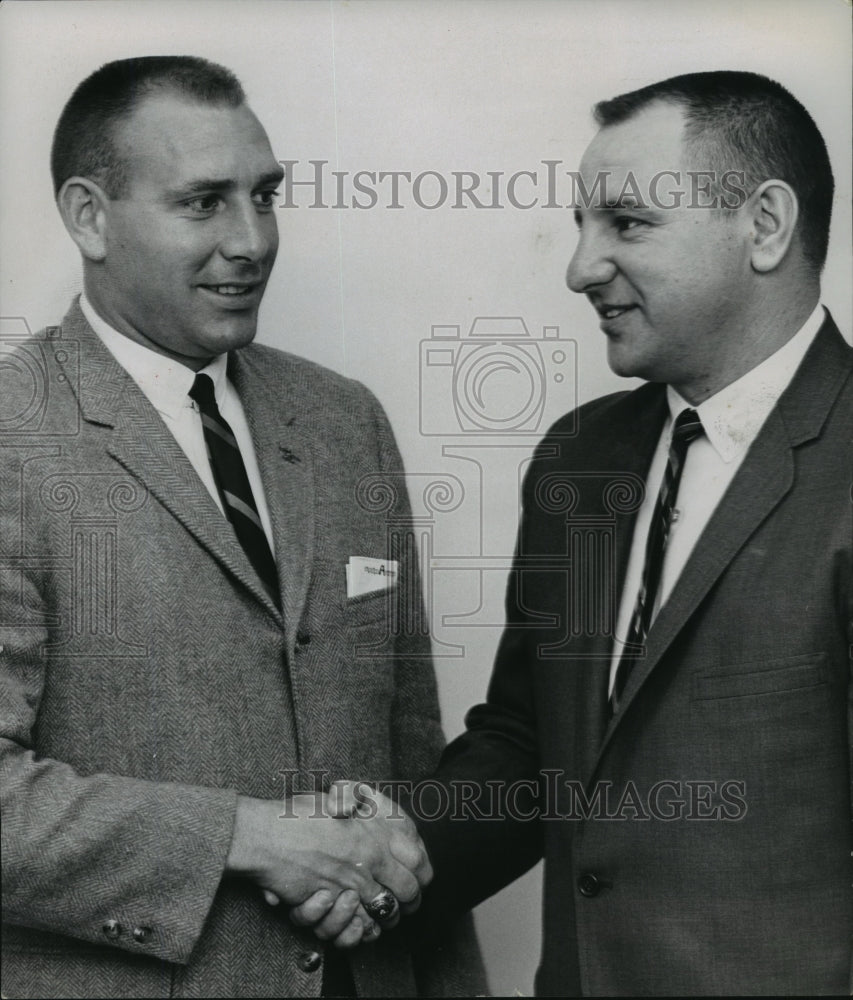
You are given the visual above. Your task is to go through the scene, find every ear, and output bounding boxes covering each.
[746,179,799,274]
[56,177,111,262]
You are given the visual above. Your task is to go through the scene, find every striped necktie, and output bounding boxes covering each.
[610,408,704,714]
[189,373,280,605]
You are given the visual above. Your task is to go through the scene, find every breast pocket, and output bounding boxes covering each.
[341,586,399,696]
[691,651,827,702]
[690,652,832,764]
[329,588,400,773]
[344,585,397,629]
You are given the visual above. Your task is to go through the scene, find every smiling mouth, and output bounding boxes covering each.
[200,283,259,297]
[595,304,635,320]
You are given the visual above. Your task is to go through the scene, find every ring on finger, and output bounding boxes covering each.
[363,888,399,923]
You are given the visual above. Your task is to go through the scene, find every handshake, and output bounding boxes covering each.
[226,780,432,948]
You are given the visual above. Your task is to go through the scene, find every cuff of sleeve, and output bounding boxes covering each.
[102,784,240,966]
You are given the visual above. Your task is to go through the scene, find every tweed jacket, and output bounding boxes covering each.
[420,313,852,996]
[0,299,485,998]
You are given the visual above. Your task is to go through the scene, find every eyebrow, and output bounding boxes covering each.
[601,195,644,210]
[167,168,285,199]
[572,195,649,217]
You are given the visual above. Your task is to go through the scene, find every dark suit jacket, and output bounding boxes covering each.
[0,299,485,998]
[420,312,852,996]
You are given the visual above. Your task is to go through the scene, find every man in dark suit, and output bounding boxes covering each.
[299,70,851,995]
[0,56,484,998]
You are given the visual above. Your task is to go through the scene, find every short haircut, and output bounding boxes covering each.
[51,55,245,198]
[593,70,834,272]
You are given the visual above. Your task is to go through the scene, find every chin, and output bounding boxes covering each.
[606,341,671,384]
[212,320,260,352]
[606,343,645,380]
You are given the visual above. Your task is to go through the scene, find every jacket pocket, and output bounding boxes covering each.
[344,585,397,628]
[692,651,826,701]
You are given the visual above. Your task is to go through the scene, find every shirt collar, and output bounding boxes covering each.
[667,304,825,464]
[80,293,229,419]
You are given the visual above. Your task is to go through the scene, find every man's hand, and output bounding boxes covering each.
[286,782,430,945]
[225,782,432,947]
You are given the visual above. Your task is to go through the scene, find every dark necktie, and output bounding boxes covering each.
[189,373,280,605]
[610,408,704,713]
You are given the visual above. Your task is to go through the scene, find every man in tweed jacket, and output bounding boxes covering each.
[0,56,484,998]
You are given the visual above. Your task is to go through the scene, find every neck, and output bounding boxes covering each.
[674,276,820,405]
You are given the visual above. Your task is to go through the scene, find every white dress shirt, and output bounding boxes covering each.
[80,294,276,554]
[608,304,825,695]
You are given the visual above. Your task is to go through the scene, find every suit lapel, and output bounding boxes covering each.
[568,385,668,780]
[59,300,282,623]
[596,314,852,760]
[229,349,315,659]
[601,406,793,738]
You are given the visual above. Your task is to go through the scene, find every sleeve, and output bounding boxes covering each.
[0,449,237,965]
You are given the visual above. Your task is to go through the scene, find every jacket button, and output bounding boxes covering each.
[132,926,152,943]
[296,631,311,646]
[577,873,601,897]
[298,950,322,973]
[102,919,123,939]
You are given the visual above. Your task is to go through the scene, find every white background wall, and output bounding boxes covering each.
[1,1,850,994]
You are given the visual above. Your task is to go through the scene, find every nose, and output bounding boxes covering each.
[566,226,615,294]
[220,199,277,263]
